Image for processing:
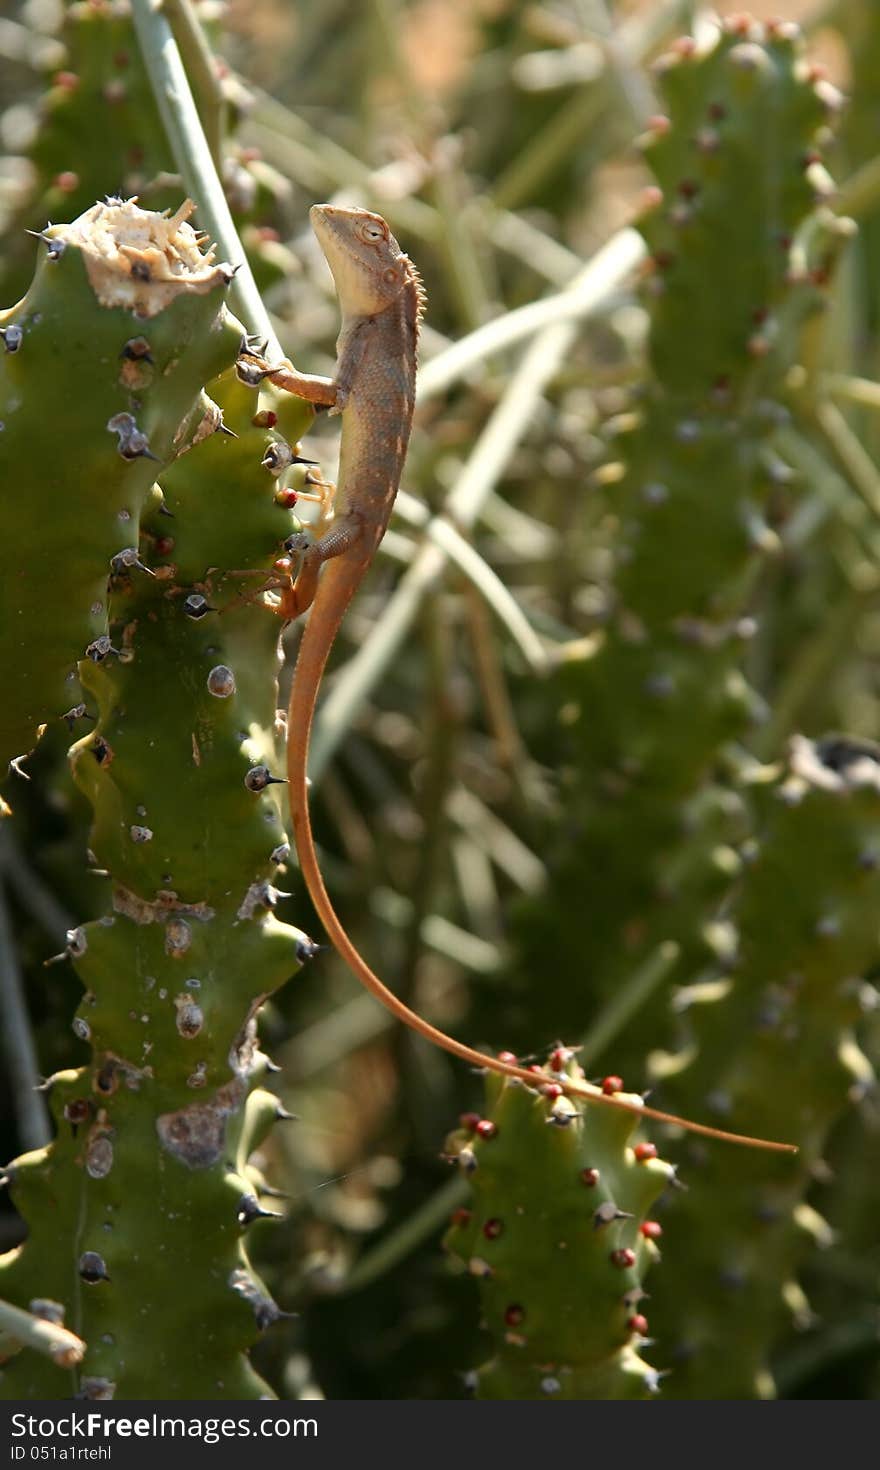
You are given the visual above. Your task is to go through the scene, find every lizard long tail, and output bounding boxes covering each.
[286,597,795,1155]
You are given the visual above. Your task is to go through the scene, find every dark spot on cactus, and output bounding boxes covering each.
[78,1252,109,1283]
[504,1304,525,1326]
[91,735,112,766]
[76,1377,116,1400]
[207,664,238,700]
[106,411,159,462]
[0,324,23,353]
[120,336,153,362]
[156,1078,246,1168]
[580,1168,600,1187]
[94,1060,119,1096]
[85,1131,114,1180]
[175,995,204,1038]
[110,546,154,577]
[84,635,117,664]
[62,703,94,730]
[610,1248,636,1269]
[183,594,213,620]
[450,1208,471,1229]
[475,1120,497,1140]
[601,1075,623,1095]
[228,1268,288,1330]
[628,1313,649,1336]
[634,1142,658,1163]
[482,1218,503,1241]
[244,765,285,792]
[63,1098,92,1128]
[542,1083,563,1100]
[754,1200,782,1225]
[640,1220,663,1240]
[165,917,192,955]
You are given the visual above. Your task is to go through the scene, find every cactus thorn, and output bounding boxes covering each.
[244,765,286,792]
[236,1194,283,1226]
[594,1203,635,1228]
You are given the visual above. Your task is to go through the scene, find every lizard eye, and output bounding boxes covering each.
[360,220,388,243]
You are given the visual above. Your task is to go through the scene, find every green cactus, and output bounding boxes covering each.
[0,199,316,1397]
[648,736,879,1398]
[443,1054,674,1399]
[0,197,238,776]
[500,18,848,1072]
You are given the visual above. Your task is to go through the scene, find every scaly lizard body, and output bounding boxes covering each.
[242,204,792,1154]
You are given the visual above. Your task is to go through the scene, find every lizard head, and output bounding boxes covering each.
[310,204,417,318]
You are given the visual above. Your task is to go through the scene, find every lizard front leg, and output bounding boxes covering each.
[237,350,338,408]
[238,320,371,413]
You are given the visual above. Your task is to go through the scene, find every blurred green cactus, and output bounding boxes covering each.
[503,18,850,1076]
[444,1055,673,1399]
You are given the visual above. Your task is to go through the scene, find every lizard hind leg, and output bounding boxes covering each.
[278,513,364,622]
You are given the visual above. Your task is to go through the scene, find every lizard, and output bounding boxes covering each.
[238,203,794,1155]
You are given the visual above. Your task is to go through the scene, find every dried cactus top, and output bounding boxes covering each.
[50,197,234,316]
